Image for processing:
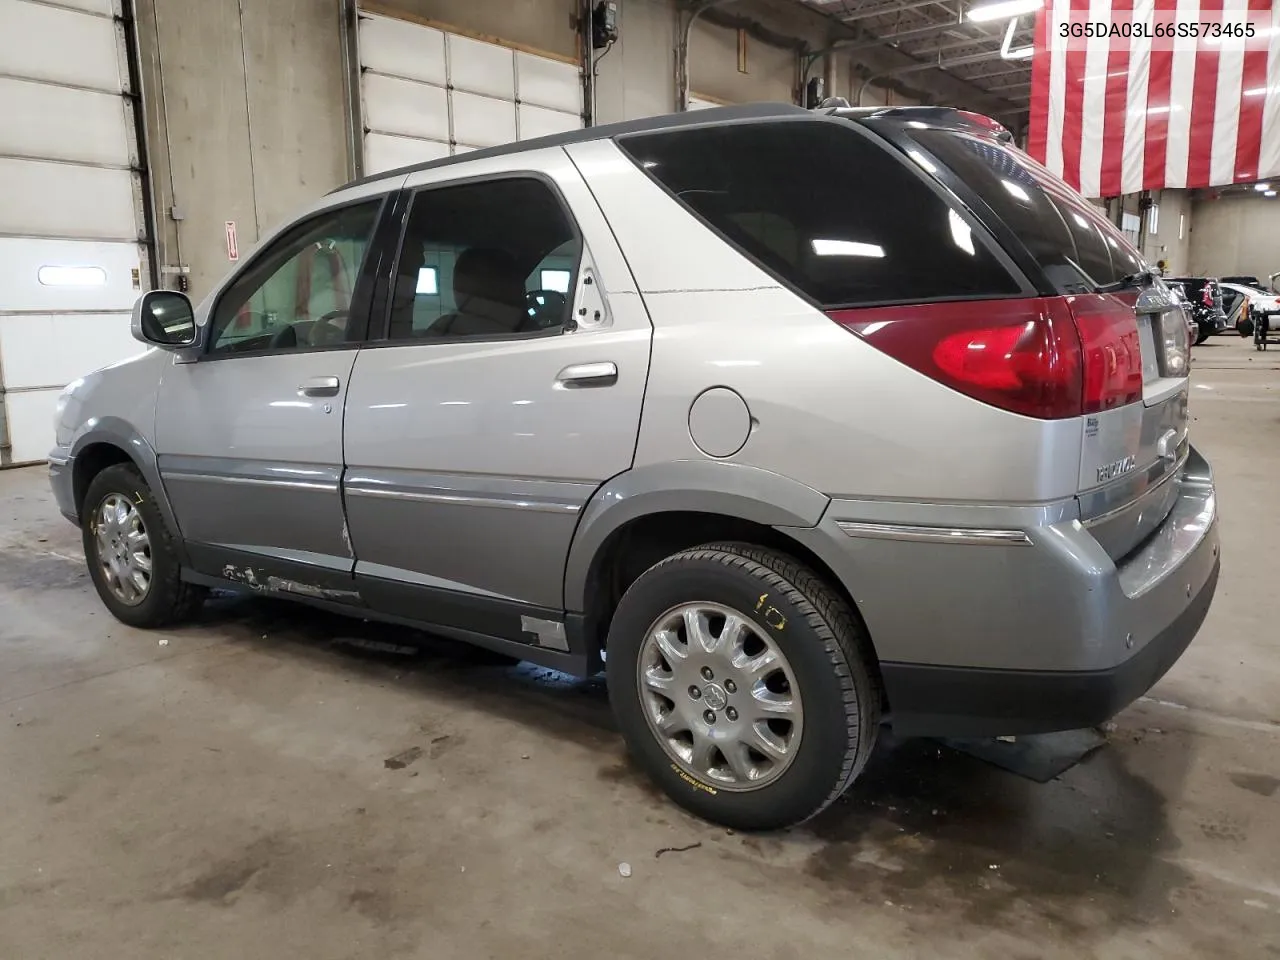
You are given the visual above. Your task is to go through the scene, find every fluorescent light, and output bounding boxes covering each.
[1147,105,1182,115]
[38,265,106,286]
[1244,87,1273,97]
[1001,179,1032,202]
[1255,183,1271,191]
[907,149,938,174]
[949,209,976,255]
[1267,191,1277,197]
[968,0,1041,23]
[540,268,571,292]
[415,266,438,294]
[999,12,1035,57]
[811,238,885,258]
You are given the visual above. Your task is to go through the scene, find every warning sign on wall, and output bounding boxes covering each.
[225,221,239,261]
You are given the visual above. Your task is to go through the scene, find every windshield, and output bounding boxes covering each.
[907,129,1148,295]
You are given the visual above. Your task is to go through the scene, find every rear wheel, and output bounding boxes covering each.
[83,463,205,628]
[1238,317,1254,337]
[1195,321,1212,345]
[606,543,879,831]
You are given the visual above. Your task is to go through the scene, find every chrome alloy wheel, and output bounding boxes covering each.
[93,493,152,606]
[637,602,803,791]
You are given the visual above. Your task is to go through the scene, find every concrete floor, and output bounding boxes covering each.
[1,336,1278,959]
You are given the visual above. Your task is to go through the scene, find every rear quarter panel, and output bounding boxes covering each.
[567,139,1083,505]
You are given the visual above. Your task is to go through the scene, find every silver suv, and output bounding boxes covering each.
[49,105,1219,830]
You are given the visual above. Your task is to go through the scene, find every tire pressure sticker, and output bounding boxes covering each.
[671,764,717,795]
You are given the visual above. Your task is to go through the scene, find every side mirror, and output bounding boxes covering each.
[132,290,196,348]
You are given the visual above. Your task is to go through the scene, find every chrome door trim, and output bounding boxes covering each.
[164,473,335,492]
[835,520,1032,546]
[343,485,584,514]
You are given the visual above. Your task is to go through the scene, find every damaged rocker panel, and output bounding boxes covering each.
[220,564,362,602]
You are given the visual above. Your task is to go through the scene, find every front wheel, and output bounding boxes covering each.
[82,463,206,628]
[606,543,880,831]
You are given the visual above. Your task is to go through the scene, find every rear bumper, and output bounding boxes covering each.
[788,446,1219,737]
[879,558,1217,736]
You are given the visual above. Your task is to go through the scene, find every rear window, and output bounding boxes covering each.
[617,120,1021,309]
[912,130,1146,294]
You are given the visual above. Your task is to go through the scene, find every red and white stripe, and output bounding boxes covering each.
[1029,0,1280,196]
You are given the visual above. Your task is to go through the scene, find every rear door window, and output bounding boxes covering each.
[385,177,580,341]
[617,120,1022,309]
[911,130,1147,294]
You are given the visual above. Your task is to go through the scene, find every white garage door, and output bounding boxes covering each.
[0,0,147,466]
[358,11,583,176]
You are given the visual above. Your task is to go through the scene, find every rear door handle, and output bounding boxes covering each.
[298,376,341,397]
[556,362,617,388]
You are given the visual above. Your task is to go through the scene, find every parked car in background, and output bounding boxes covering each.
[1170,283,1198,347]
[1221,275,1262,288]
[1219,280,1280,337]
[1166,276,1228,344]
[48,104,1218,830]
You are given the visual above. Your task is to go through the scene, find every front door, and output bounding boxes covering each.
[341,156,651,637]
[154,198,386,594]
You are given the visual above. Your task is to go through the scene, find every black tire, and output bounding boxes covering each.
[82,462,206,628]
[1238,317,1254,337]
[1194,322,1211,345]
[606,542,880,831]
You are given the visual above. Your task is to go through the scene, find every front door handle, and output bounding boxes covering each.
[298,376,341,397]
[556,362,617,388]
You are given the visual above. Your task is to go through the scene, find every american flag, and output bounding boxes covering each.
[1027,0,1280,198]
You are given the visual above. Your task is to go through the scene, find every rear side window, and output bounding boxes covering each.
[618,120,1021,308]
[913,130,1146,293]
[386,178,580,341]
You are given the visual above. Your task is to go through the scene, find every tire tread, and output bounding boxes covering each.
[634,541,880,823]
[83,463,205,628]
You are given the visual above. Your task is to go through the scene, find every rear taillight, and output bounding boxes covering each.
[828,294,1143,419]
[1069,295,1144,412]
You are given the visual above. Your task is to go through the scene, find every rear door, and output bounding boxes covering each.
[901,127,1190,559]
[342,149,651,632]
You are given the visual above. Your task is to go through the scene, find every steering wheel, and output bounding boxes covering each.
[308,309,350,346]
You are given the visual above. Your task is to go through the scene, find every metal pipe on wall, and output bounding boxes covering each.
[581,0,596,125]
[675,0,739,112]
[856,48,1004,105]
[339,0,364,180]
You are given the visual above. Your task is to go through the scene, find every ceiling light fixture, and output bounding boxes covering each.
[996,9,1037,59]
[968,0,1043,23]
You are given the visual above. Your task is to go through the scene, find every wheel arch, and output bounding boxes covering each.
[70,420,186,561]
[564,462,875,666]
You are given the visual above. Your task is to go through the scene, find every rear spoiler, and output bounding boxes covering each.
[814,101,1014,144]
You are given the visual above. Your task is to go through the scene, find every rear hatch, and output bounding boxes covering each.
[885,123,1190,560]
